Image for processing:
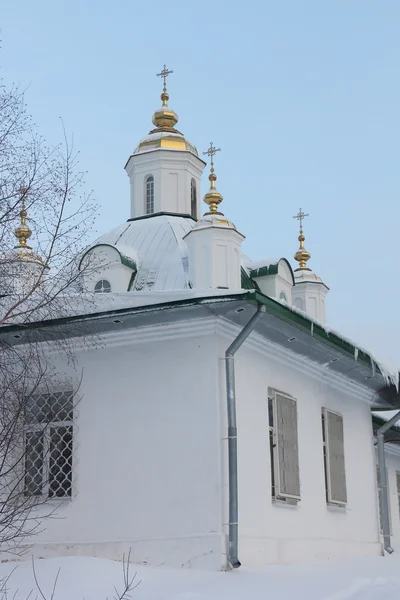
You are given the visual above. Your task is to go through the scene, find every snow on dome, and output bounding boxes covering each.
[94,214,195,291]
[294,270,325,284]
[134,130,198,156]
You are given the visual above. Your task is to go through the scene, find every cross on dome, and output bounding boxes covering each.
[156,64,173,93]
[293,208,311,271]
[203,142,221,173]
[293,208,309,233]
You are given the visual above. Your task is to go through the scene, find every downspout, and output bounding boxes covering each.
[225,304,266,568]
[376,410,400,554]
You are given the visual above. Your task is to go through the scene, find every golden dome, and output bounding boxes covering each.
[202,143,224,215]
[294,233,311,271]
[134,65,198,157]
[14,201,32,249]
[135,131,198,155]
[203,173,224,214]
[12,193,43,264]
[152,92,179,129]
[292,208,311,271]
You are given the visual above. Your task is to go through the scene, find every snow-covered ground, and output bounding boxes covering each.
[1,554,400,600]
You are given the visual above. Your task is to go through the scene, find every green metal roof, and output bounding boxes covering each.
[241,267,260,291]
[78,243,137,272]
[249,258,295,285]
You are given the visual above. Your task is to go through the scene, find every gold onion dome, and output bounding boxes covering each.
[202,143,224,215]
[14,198,32,249]
[12,190,43,264]
[293,208,311,271]
[134,65,198,156]
[191,142,236,230]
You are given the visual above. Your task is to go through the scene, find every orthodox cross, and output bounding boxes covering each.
[203,142,221,173]
[156,64,173,93]
[293,208,309,233]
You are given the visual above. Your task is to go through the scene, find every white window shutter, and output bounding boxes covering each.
[274,392,301,500]
[324,409,347,505]
[396,471,400,520]
[376,465,384,531]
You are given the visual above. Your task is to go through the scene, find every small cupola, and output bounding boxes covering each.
[291,208,329,323]
[184,142,245,290]
[0,188,47,296]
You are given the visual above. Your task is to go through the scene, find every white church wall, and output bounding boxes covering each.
[217,324,381,566]
[80,245,134,293]
[125,150,204,219]
[23,319,226,570]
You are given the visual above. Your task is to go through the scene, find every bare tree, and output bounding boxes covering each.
[0,69,97,555]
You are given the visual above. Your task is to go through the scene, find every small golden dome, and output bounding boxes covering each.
[202,144,224,215]
[152,92,179,129]
[292,209,311,271]
[12,192,43,264]
[14,202,32,249]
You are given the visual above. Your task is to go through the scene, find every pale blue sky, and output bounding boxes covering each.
[2,0,399,366]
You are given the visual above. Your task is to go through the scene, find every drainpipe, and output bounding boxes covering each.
[225,304,266,569]
[376,410,400,554]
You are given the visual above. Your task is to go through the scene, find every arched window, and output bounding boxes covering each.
[94,279,111,294]
[190,178,197,218]
[146,175,154,214]
[279,291,287,302]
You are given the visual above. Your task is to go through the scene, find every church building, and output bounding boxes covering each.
[1,67,400,570]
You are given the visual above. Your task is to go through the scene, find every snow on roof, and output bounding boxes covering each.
[94,215,194,292]
[372,410,400,422]
[283,300,399,390]
[243,257,281,273]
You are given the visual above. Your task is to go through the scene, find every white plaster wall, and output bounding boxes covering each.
[292,281,328,323]
[217,325,381,566]
[125,150,205,219]
[24,320,225,570]
[185,227,243,290]
[81,246,134,293]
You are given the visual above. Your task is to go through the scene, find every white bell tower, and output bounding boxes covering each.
[184,143,244,290]
[291,209,329,324]
[125,66,206,220]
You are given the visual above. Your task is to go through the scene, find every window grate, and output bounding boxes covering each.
[24,390,74,498]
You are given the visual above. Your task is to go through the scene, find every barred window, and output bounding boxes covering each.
[268,389,301,503]
[24,390,74,498]
[322,408,347,506]
[146,175,154,214]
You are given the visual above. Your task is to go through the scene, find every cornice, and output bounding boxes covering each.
[63,316,218,353]
[216,318,376,405]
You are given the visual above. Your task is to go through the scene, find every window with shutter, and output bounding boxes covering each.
[269,390,301,502]
[396,471,400,521]
[376,464,384,532]
[322,409,347,506]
